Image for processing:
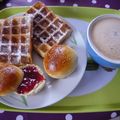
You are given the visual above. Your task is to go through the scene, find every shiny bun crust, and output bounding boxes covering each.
[0,63,24,96]
[43,45,78,79]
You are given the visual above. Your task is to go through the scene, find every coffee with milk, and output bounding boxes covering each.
[91,17,120,61]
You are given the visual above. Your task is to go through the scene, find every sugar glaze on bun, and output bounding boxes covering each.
[43,45,78,79]
[0,63,24,96]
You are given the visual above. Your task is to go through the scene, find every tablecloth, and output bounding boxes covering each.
[0,0,120,120]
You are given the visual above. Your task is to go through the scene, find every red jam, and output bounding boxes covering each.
[17,65,45,94]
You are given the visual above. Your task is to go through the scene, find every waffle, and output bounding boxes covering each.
[26,2,72,57]
[0,16,32,66]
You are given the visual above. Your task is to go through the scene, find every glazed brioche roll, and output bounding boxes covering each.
[0,63,24,96]
[43,45,78,79]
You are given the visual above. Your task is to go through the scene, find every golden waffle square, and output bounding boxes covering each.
[26,2,72,57]
[0,16,32,66]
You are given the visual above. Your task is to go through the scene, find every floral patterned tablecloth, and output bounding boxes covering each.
[0,0,120,120]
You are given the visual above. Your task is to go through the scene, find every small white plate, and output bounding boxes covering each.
[0,17,87,109]
[67,18,117,97]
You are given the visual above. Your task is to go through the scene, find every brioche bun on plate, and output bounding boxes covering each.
[43,45,78,79]
[0,63,23,96]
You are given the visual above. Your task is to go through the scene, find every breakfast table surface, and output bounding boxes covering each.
[0,0,120,120]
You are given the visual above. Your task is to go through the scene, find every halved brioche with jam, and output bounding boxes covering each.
[16,64,45,95]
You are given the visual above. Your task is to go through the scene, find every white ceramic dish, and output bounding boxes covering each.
[67,18,117,97]
[0,17,87,109]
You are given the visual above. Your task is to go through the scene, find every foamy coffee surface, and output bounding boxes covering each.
[91,17,120,61]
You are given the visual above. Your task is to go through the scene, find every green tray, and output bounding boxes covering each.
[0,6,120,113]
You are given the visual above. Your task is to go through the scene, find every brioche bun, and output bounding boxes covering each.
[43,45,78,79]
[0,63,24,96]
